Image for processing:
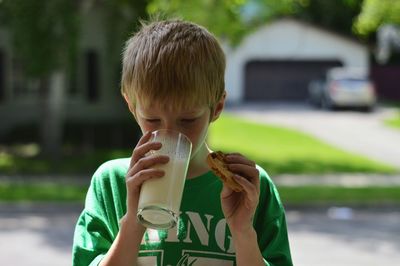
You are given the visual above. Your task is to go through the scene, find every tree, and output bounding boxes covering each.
[1,0,79,159]
[101,0,149,89]
[146,0,363,45]
[291,0,363,37]
[0,0,149,159]
[147,0,306,45]
[147,0,249,45]
[354,0,400,36]
[353,0,400,63]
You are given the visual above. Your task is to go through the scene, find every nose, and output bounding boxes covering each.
[163,122,179,133]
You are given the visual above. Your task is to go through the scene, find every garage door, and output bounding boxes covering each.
[244,60,343,101]
[0,50,4,102]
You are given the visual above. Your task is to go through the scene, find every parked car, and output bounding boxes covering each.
[308,67,376,111]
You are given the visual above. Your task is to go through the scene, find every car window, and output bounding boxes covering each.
[335,79,369,88]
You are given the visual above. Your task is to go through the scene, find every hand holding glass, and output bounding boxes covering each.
[137,129,192,230]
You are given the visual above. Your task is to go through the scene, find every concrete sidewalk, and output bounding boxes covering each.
[2,173,400,187]
[2,172,400,188]
[273,173,400,187]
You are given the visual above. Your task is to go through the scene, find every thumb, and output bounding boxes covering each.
[220,183,233,199]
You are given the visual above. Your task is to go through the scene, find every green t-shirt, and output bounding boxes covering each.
[72,158,293,266]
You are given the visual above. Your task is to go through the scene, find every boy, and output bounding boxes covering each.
[72,20,293,266]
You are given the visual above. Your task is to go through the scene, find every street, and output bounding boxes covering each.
[0,203,399,266]
[287,206,400,266]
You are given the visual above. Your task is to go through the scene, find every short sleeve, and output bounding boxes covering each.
[254,166,293,266]
[72,159,128,265]
[72,210,111,266]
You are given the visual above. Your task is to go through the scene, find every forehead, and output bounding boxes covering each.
[134,86,211,110]
[136,99,207,116]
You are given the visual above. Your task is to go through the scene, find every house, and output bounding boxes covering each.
[0,17,373,143]
[0,6,136,146]
[224,18,370,103]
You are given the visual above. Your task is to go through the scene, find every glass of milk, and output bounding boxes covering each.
[137,129,192,230]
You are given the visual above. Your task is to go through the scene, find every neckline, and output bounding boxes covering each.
[184,170,219,190]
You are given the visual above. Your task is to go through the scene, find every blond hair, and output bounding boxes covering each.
[121,20,226,110]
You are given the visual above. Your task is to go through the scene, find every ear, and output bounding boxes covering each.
[210,91,226,122]
[123,93,137,118]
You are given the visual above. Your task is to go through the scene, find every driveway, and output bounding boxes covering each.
[226,103,400,169]
[0,204,399,266]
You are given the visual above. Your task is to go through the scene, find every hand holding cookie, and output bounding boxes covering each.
[207,151,260,235]
[206,151,243,192]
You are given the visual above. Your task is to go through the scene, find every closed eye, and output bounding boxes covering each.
[181,118,197,123]
[146,119,160,123]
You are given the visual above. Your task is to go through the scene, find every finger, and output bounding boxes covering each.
[126,168,165,188]
[132,141,163,164]
[233,174,259,205]
[227,164,259,182]
[127,155,169,177]
[137,131,153,146]
[225,153,256,167]
[130,131,153,168]
[220,183,234,199]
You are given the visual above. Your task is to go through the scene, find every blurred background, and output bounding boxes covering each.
[0,0,399,265]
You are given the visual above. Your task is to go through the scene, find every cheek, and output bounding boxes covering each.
[136,119,158,134]
[185,122,209,151]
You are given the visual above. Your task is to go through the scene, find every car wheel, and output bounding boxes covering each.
[361,105,374,113]
[321,95,334,110]
[308,97,321,108]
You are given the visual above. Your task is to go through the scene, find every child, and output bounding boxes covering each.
[72,19,293,266]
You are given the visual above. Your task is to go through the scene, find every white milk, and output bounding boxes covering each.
[137,130,192,229]
[138,158,188,216]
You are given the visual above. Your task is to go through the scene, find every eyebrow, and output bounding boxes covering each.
[139,108,205,117]
[180,110,205,116]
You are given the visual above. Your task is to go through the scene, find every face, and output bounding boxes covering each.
[132,100,222,160]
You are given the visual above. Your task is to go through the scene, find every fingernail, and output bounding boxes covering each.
[224,155,233,161]
[157,171,165,177]
[152,142,162,149]
[234,174,243,181]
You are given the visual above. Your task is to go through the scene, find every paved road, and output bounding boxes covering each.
[0,204,78,266]
[226,103,400,169]
[287,206,400,266]
[1,204,399,266]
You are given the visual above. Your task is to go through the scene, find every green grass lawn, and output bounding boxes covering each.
[209,114,396,176]
[384,111,400,129]
[0,114,397,176]
[1,114,398,204]
[278,186,400,205]
[0,148,130,175]
[383,102,400,130]
[0,183,88,202]
[1,183,399,205]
